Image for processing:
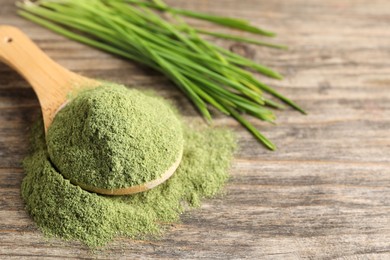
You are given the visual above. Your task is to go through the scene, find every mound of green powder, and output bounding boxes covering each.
[22,89,236,247]
[47,84,183,190]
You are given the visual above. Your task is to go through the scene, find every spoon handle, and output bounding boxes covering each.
[0,25,75,130]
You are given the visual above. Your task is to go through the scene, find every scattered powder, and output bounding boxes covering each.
[47,85,184,190]
[21,86,236,247]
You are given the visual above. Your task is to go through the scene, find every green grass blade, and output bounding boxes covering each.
[196,29,287,49]
[221,103,277,150]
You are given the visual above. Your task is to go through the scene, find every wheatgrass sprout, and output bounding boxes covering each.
[17,0,305,150]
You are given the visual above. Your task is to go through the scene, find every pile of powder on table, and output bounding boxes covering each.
[21,84,236,247]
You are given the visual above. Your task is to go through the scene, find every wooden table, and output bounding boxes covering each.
[1,0,389,259]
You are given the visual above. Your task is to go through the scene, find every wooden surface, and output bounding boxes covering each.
[0,0,389,259]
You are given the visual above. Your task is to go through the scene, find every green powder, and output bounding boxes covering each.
[47,84,183,190]
[21,86,236,247]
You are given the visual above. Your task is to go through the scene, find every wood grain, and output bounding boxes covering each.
[0,0,389,259]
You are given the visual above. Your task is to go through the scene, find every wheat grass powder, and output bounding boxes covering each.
[21,84,236,247]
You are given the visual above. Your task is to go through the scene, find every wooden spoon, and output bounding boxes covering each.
[0,25,182,195]
[0,25,100,131]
